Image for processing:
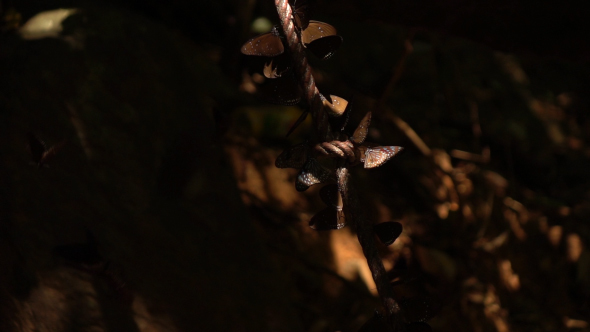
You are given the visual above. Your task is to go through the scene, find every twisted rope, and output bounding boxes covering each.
[275,0,330,140]
[273,0,402,329]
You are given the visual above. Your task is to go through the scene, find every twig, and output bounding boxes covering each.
[384,111,432,157]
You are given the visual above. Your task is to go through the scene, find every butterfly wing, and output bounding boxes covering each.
[324,95,352,131]
[290,0,310,30]
[323,94,348,116]
[295,157,330,191]
[373,221,403,245]
[241,27,284,57]
[319,184,342,209]
[309,207,345,230]
[27,132,46,164]
[276,142,308,169]
[362,146,404,168]
[258,75,301,105]
[350,111,372,145]
[301,21,337,45]
[306,35,343,60]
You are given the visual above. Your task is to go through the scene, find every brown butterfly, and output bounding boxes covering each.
[374,221,403,245]
[359,145,404,168]
[290,0,310,30]
[296,157,330,191]
[309,206,345,230]
[323,94,352,131]
[350,111,372,145]
[310,184,346,230]
[301,21,342,60]
[319,183,342,208]
[27,133,66,168]
[257,74,301,105]
[306,35,343,60]
[241,26,284,57]
[301,21,338,45]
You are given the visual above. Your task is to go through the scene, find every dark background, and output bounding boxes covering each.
[1,0,589,331]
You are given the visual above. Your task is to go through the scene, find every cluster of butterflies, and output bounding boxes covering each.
[276,107,404,192]
[240,0,343,110]
[276,102,404,243]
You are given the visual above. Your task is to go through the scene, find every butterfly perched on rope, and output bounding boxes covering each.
[290,0,311,30]
[300,21,343,60]
[27,132,66,168]
[374,221,403,245]
[347,112,404,168]
[241,25,284,57]
[257,73,302,105]
[309,184,346,230]
[358,145,404,169]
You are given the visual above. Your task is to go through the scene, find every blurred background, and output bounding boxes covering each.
[1,0,589,331]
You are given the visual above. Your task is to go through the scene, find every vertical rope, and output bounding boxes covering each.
[273,1,402,329]
[274,0,330,140]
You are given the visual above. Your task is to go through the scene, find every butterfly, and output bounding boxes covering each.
[373,221,403,245]
[323,94,348,116]
[301,21,338,45]
[319,183,341,208]
[310,184,346,230]
[306,35,343,60]
[290,0,310,30]
[359,145,404,168]
[301,21,342,60]
[323,94,352,131]
[257,74,301,105]
[276,142,308,169]
[309,206,345,230]
[350,111,372,145]
[241,26,284,57]
[296,157,330,191]
[27,132,66,168]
